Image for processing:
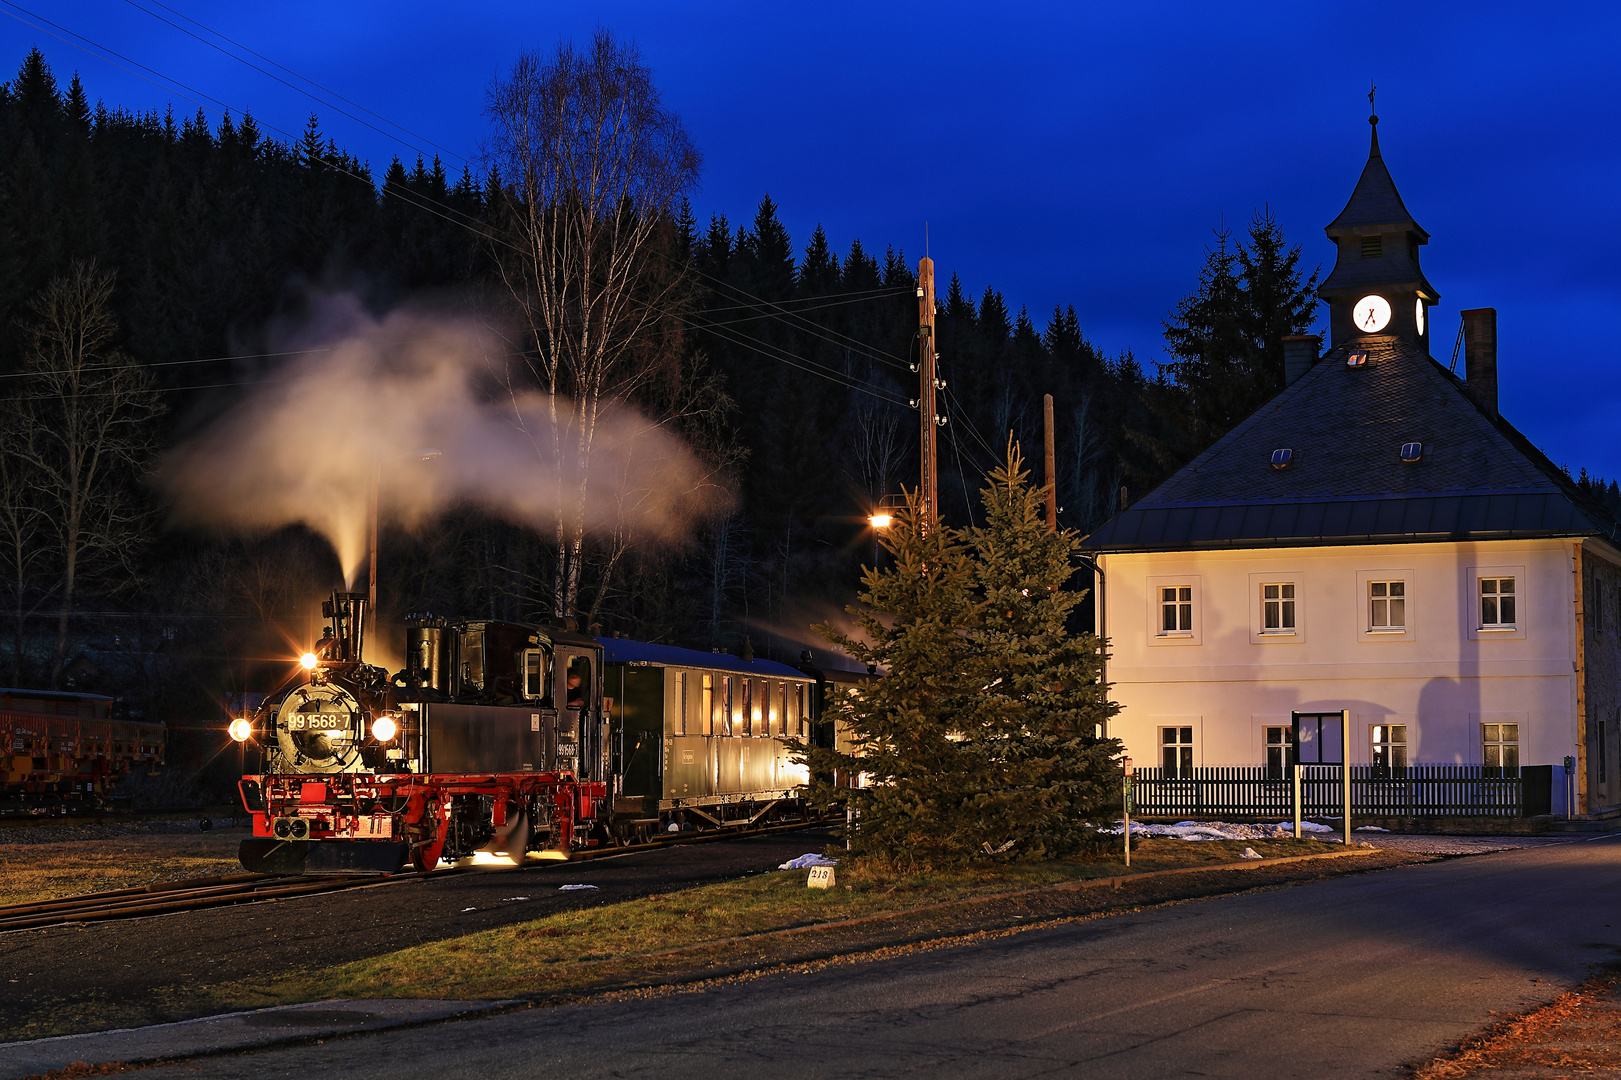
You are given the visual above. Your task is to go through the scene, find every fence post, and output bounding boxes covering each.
[1341,709,1352,846]
[1123,757,1133,868]
[1292,760,1302,839]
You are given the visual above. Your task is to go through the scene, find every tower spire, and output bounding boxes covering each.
[1368,82,1380,154]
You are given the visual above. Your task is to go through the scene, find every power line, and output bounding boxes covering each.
[124,0,468,166]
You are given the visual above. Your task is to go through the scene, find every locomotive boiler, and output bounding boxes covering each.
[235,591,607,874]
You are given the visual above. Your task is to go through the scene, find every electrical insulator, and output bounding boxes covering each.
[915,286,924,298]
[910,363,919,372]
[935,379,946,389]
[936,415,948,427]
[909,399,918,409]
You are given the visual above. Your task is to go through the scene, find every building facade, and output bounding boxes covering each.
[1081,114,1621,815]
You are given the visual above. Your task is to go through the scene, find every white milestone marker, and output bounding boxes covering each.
[806,865,836,889]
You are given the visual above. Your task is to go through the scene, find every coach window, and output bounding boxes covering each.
[775,682,787,736]
[740,679,754,736]
[701,674,715,736]
[721,676,734,736]
[676,671,688,735]
[753,679,767,735]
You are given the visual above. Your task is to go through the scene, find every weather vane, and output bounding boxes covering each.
[1368,82,1377,116]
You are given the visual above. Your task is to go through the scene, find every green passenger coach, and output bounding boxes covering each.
[599,638,818,840]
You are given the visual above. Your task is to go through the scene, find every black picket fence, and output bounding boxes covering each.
[1127,764,1550,819]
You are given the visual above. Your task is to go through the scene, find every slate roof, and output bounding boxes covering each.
[1325,122,1427,239]
[1080,336,1621,553]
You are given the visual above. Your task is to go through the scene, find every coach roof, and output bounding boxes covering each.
[597,638,812,680]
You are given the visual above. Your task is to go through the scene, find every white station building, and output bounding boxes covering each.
[1080,115,1621,817]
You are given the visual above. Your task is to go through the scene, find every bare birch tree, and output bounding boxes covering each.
[14,263,161,686]
[0,408,50,684]
[485,31,702,620]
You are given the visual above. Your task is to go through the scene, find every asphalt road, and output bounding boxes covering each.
[0,829,835,1035]
[136,835,1621,1080]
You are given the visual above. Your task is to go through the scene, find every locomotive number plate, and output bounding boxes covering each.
[283,717,345,733]
[557,741,577,756]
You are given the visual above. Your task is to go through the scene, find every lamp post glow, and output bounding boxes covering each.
[867,513,892,529]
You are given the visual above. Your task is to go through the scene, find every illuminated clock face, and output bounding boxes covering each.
[1354,295,1392,333]
[1415,298,1426,336]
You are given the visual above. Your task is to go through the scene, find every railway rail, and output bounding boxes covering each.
[0,817,836,933]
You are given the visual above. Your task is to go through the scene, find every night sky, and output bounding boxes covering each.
[6,2,1618,477]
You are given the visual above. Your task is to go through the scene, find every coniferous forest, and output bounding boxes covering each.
[8,46,1612,793]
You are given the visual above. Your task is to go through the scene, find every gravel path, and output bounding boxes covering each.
[1355,832,1575,855]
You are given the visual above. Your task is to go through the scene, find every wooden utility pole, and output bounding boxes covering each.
[917,257,939,530]
[1043,393,1058,531]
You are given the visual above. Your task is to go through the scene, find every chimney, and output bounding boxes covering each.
[1282,334,1321,386]
[1460,308,1498,417]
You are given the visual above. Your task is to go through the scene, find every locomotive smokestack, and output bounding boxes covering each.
[320,591,370,662]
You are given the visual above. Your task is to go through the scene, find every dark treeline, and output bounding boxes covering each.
[0,49,1329,790]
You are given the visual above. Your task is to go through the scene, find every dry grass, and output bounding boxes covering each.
[1414,972,1621,1078]
[216,837,1345,1008]
[0,824,246,908]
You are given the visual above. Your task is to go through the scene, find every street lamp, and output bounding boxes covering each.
[368,448,441,651]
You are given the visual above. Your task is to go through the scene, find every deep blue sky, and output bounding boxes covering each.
[7,2,1619,476]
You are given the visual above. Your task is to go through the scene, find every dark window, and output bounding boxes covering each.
[1161,726,1194,777]
[1160,587,1193,633]
[1371,724,1407,777]
[1360,235,1382,258]
[1265,726,1294,779]
[1480,578,1517,628]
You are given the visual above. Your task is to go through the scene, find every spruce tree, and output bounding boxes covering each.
[796,493,988,866]
[961,441,1122,858]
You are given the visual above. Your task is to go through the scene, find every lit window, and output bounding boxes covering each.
[1161,726,1194,778]
[1160,587,1193,634]
[677,671,688,735]
[1369,581,1405,631]
[1371,724,1407,776]
[1483,723,1519,777]
[701,674,714,736]
[1264,725,1294,780]
[1480,578,1517,629]
[1262,583,1296,633]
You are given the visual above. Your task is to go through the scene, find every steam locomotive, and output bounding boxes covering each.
[235,591,843,874]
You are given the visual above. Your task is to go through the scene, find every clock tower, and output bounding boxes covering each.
[1318,105,1440,350]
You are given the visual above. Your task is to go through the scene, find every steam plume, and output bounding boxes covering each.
[160,295,722,582]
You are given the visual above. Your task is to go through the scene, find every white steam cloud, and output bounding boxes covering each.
[160,295,722,582]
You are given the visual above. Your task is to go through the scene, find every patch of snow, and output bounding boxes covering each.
[1354,825,1389,832]
[460,907,477,912]
[558,884,599,891]
[1240,847,1262,859]
[501,897,531,902]
[779,853,839,870]
[1100,819,1339,840]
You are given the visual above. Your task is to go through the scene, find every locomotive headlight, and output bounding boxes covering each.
[300,652,318,670]
[371,715,398,743]
[228,718,253,743]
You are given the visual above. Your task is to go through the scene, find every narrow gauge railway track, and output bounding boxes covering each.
[0,817,837,932]
[0,872,382,932]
